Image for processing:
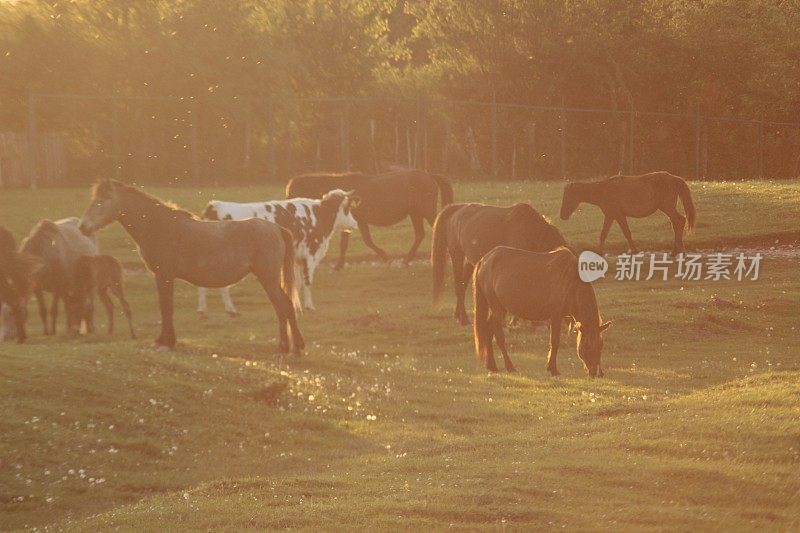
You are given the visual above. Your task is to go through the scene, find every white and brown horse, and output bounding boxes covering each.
[198,189,360,314]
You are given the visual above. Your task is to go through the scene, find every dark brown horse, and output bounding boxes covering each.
[76,254,136,339]
[0,227,39,343]
[286,169,453,268]
[473,246,611,376]
[432,203,567,325]
[78,180,304,354]
[560,171,696,253]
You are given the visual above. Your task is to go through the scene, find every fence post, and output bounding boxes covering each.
[267,99,277,178]
[559,96,566,179]
[340,99,350,171]
[491,93,498,178]
[190,100,200,182]
[27,94,38,189]
[628,105,635,174]
[758,112,765,178]
[112,98,121,180]
[694,104,701,180]
[442,114,451,174]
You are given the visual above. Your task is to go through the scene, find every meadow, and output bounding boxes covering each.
[1,179,799,530]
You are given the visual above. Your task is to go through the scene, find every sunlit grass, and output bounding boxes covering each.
[0,179,798,530]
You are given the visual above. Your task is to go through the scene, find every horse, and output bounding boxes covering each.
[13,218,98,335]
[78,180,304,354]
[431,203,567,325]
[75,254,136,338]
[0,227,39,343]
[473,246,611,376]
[197,189,360,314]
[286,169,454,268]
[559,171,696,254]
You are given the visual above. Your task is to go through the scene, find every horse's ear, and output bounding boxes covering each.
[599,321,612,333]
[573,321,582,333]
[349,195,362,208]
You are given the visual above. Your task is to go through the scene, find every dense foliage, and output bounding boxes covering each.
[1,0,798,183]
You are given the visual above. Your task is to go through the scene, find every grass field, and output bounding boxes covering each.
[1,179,799,530]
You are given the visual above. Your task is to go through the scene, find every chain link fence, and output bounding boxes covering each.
[2,93,799,187]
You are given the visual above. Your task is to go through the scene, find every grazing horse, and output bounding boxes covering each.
[286,169,454,268]
[560,171,696,253]
[432,203,567,325]
[473,246,611,376]
[197,189,360,314]
[0,227,39,343]
[78,180,304,354]
[75,254,136,338]
[15,218,98,335]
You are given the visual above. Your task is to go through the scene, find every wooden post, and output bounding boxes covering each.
[267,99,277,178]
[340,100,350,171]
[441,116,451,174]
[406,126,412,167]
[369,118,377,173]
[27,94,38,189]
[112,99,121,180]
[694,104,701,180]
[758,112,765,178]
[528,121,536,180]
[628,106,635,174]
[559,96,566,179]
[491,93,498,178]
[190,101,200,182]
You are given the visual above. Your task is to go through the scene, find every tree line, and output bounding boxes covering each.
[1,0,799,183]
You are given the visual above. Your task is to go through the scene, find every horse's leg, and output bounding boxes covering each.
[546,316,562,376]
[98,288,114,335]
[35,289,48,335]
[615,216,637,253]
[259,277,303,355]
[599,214,613,251]
[220,287,239,317]
[333,231,350,271]
[111,282,136,339]
[449,249,470,325]
[84,292,95,334]
[154,276,176,350]
[50,293,59,335]
[660,204,686,254]
[483,310,499,372]
[302,258,316,311]
[358,222,389,262]
[492,312,516,372]
[403,214,426,265]
[197,287,208,318]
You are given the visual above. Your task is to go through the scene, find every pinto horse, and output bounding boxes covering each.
[79,180,304,354]
[473,246,611,376]
[285,169,453,268]
[560,171,696,253]
[431,203,566,325]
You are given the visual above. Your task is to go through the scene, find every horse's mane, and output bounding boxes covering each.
[95,180,198,220]
[510,203,568,247]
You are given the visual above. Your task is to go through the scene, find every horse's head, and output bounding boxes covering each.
[574,320,612,377]
[560,183,580,220]
[321,189,361,232]
[80,180,123,235]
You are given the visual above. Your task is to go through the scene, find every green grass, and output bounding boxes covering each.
[0,179,798,530]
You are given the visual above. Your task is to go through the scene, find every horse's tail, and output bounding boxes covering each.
[431,204,461,305]
[675,176,697,233]
[279,227,301,311]
[432,174,454,208]
[472,264,491,365]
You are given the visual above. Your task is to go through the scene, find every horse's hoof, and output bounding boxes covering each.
[226,310,240,318]
[292,349,304,357]
[154,343,172,352]
[197,312,208,320]
[332,263,345,272]
[506,367,517,373]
